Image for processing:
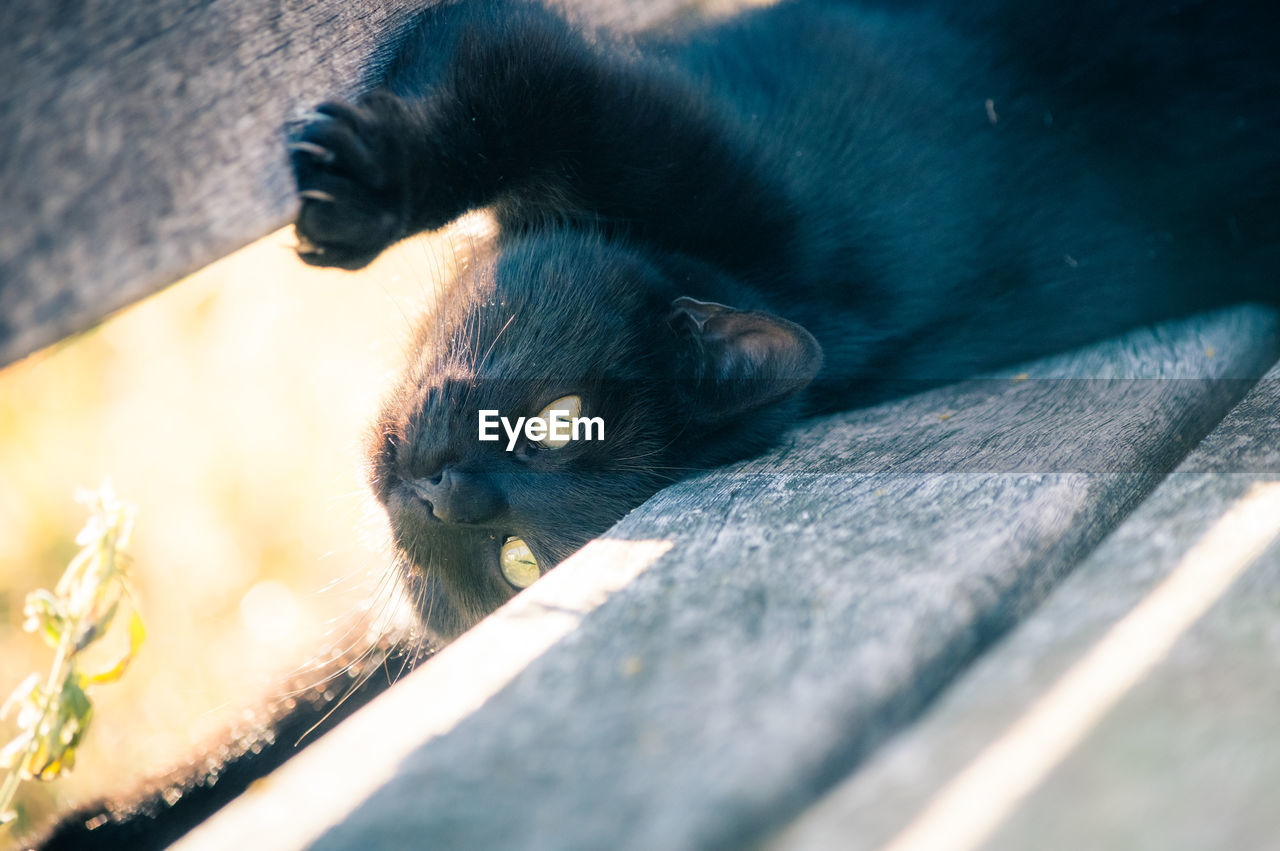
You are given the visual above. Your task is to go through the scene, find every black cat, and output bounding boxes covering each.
[292,0,1278,641]
[33,0,1279,845]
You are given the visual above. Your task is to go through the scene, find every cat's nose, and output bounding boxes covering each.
[408,466,506,525]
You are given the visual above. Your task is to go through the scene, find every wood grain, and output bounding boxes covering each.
[177,306,1279,850]
[775,350,1280,851]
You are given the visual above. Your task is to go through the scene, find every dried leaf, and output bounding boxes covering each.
[1,481,143,818]
[86,611,146,685]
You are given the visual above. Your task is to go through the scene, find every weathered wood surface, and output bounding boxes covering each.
[175,305,1280,850]
[0,0,402,366]
[0,0,689,368]
[12,2,1276,848]
[773,358,1280,851]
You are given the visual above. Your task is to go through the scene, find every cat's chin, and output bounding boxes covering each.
[394,534,520,636]
[382,485,529,622]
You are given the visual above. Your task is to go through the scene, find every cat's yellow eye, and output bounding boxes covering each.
[534,394,582,449]
[500,537,540,588]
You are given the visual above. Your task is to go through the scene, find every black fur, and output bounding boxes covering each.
[294,0,1278,640]
[33,0,1280,844]
[29,636,429,849]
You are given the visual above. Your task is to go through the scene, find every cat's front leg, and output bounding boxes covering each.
[290,0,782,271]
[289,93,435,269]
[289,83,500,268]
[288,1,589,269]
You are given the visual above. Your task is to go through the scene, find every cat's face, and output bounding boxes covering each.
[368,233,821,641]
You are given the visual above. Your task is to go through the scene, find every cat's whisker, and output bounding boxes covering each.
[293,651,385,746]
[476,313,516,373]
[278,640,372,700]
[290,576,428,745]
[283,557,406,695]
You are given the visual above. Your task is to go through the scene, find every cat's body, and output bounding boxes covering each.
[293,0,1279,640]
[306,0,1279,389]
[33,0,1279,845]
[665,0,1280,391]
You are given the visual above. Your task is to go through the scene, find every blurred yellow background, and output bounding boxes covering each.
[0,224,462,837]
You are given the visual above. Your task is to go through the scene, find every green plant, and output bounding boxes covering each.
[0,481,145,828]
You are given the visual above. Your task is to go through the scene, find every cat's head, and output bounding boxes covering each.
[368,232,821,641]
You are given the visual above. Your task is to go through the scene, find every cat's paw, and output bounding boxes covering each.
[288,98,409,269]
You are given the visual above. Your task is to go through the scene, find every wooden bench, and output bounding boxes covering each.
[170,306,1279,850]
[5,1,1278,848]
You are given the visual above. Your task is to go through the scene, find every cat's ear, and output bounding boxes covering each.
[667,296,823,423]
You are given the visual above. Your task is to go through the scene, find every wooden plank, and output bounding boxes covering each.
[174,305,1278,850]
[0,0,403,366]
[771,358,1280,851]
[0,0,687,368]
